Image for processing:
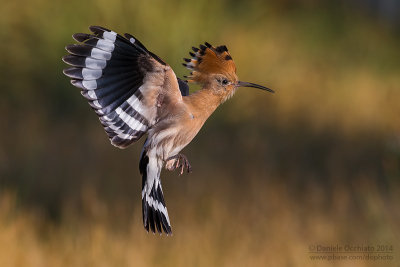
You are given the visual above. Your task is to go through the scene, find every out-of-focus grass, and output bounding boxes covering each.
[1,180,399,267]
[1,0,400,266]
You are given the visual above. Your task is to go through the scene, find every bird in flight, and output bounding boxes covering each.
[63,26,274,235]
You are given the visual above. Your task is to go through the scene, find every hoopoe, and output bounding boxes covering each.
[63,26,274,235]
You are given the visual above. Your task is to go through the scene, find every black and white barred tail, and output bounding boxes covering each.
[139,149,172,234]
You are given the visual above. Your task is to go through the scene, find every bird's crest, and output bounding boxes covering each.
[183,42,236,83]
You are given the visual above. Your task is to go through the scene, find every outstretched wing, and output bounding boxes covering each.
[63,26,184,148]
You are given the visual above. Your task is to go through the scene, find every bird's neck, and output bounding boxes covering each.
[184,88,224,121]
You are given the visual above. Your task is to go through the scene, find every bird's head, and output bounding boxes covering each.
[183,42,274,102]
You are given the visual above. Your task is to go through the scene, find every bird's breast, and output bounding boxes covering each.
[149,113,204,160]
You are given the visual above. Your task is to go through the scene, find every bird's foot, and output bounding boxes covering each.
[165,154,192,175]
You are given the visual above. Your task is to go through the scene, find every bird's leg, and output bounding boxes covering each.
[165,154,192,175]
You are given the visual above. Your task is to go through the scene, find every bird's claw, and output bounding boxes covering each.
[166,154,192,175]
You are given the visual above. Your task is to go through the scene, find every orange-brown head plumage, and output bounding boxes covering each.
[183,42,237,85]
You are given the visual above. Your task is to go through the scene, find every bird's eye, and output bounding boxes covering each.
[222,79,229,85]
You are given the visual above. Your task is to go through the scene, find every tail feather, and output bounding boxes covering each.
[139,148,172,234]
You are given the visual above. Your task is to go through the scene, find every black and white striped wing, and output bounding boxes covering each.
[63,26,176,148]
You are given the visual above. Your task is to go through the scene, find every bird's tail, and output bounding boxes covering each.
[139,149,172,234]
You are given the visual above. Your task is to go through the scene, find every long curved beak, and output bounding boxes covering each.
[237,81,274,93]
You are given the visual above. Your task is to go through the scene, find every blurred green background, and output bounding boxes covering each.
[1,0,399,266]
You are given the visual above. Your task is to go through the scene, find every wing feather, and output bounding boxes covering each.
[63,26,183,148]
